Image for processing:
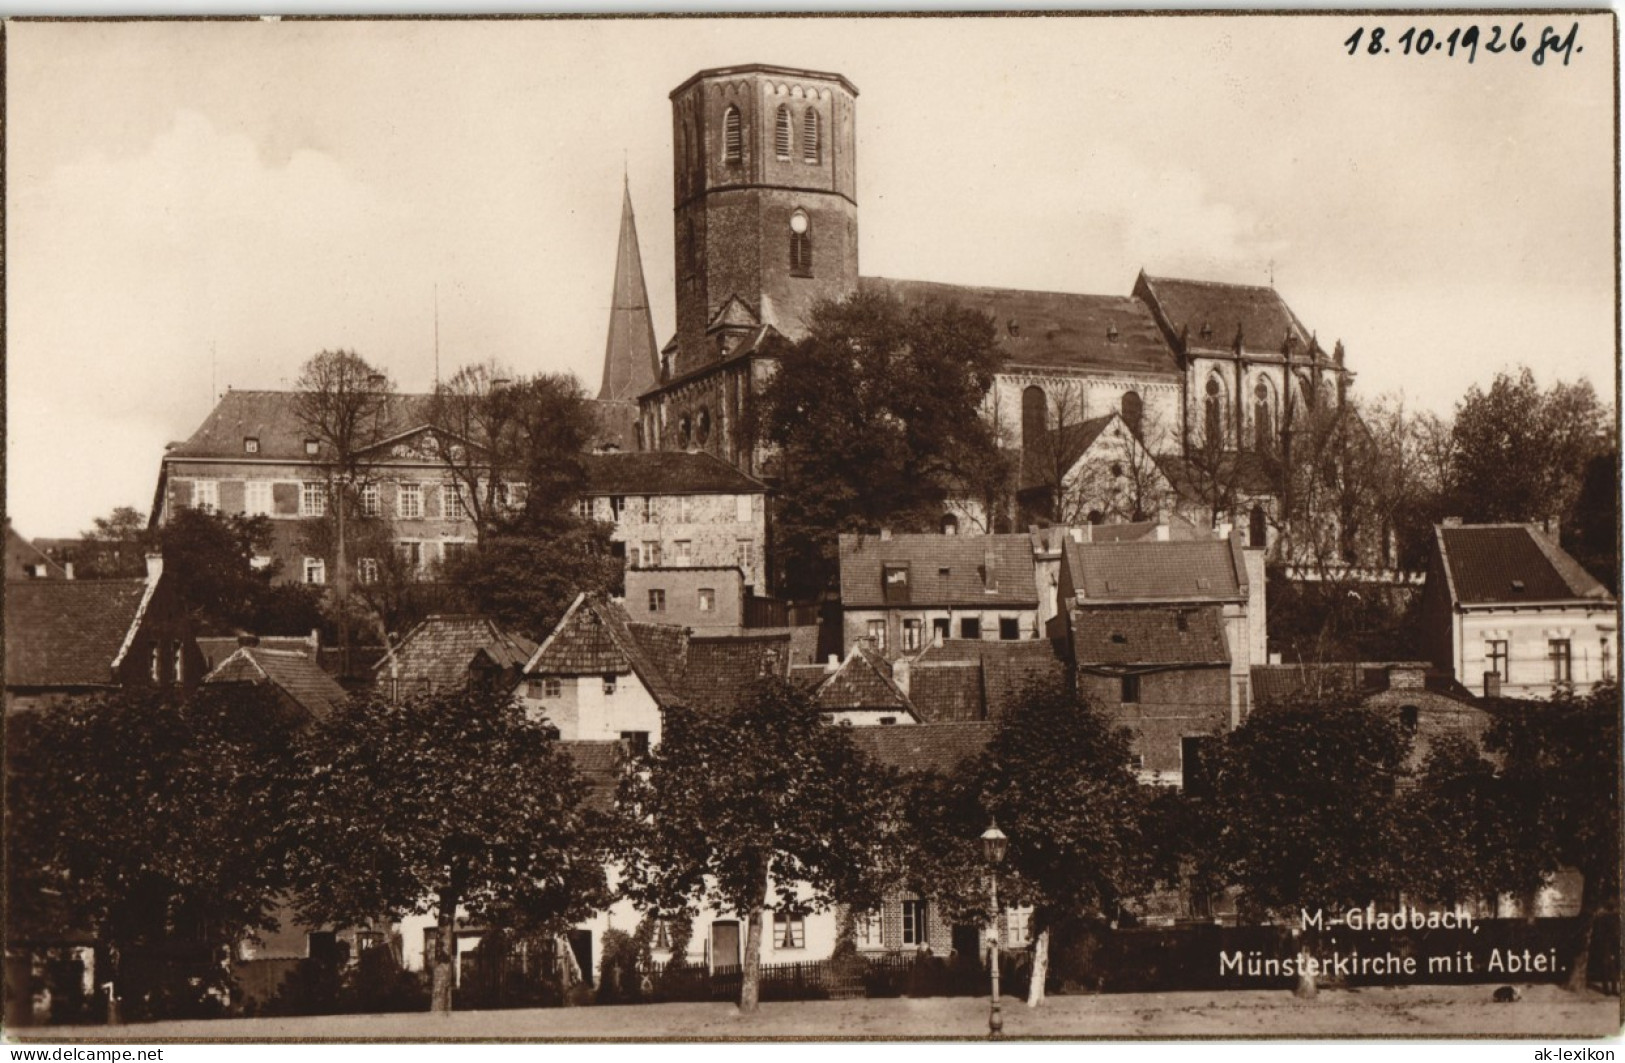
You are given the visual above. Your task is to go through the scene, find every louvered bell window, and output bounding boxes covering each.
[723,106,743,164]
[802,107,820,163]
[774,105,792,160]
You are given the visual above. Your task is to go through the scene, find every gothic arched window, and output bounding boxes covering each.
[723,106,743,164]
[1022,385,1048,452]
[1204,376,1225,448]
[1121,390,1143,435]
[802,107,821,163]
[774,105,792,160]
[1253,379,1275,453]
[789,210,812,277]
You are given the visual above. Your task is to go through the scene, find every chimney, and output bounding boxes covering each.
[983,544,998,593]
[1483,672,1502,699]
[879,528,892,541]
[63,562,74,580]
[145,553,164,581]
[933,627,944,648]
[826,653,840,673]
[1155,524,1170,542]
[1442,516,1463,528]
[892,658,911,697]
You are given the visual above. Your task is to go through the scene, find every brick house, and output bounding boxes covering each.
[1053,533,1263,787]
[1420,522,1617,699]
[4,555,203,714]
[839,532,1042,656]
[624,566,749,633]
[580,451,771,592]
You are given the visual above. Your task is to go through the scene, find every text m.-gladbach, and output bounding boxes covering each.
[1302,905,1476,931]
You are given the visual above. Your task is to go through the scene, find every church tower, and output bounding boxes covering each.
[597,177,661,402]
[668,65,859,377]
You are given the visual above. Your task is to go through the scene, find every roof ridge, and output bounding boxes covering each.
[864,274,1138,305]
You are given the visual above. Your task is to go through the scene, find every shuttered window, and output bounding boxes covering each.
[723,106,743,164]
[802,107,820,163]
[774,105,792,160]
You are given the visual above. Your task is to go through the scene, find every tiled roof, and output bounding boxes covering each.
[906,660,985,723]
[582,451,767,496]
[846,721,996,776]
[166,390,436,462]
[560,740,624,812]
[912,639,1066,718]
[205,647,347,721]
[789,663,830,689]
[680,633,792,712]
[374,615,539,691]
[525,597,688,708]
[1063,536,1245,602]
[198,635,318,672]
[839,533,1038,609]
[5,579,148,688]
[1072,606,1229,667]
[811,645,913,714]
[861,277,1179,377]
[1437,524,1611,606]
[1249,662,1365,706]
[1136,274,1319,360]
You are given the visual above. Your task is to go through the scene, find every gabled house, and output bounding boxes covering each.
[4,555,203,714]
[204,645,348,723]
[839,532,1042,656]
[795,643,919,726]
[373,614,538,703]
[1053,533,1262,786]
[1017,411,1178,529]
[1420,522,1617,699]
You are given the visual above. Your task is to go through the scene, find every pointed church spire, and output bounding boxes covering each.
[598,178,660,402]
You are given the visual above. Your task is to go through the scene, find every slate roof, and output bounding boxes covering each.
[582,451,768,496]
[1071,605,1229,668]
[810,644,914,714]
[5,579,149,688]
[846,721,996,776]
[839,534,1038,609]
[1436,524,1611,606]
[374,615,539,691]
[1063,536,1245,603]
[524,596,688,708]
[911,639,1067,718]
[1136,274,1321,361]
[205,647,348,721]
[166,390,436,461]
[906,660,985,723]
[860,277,1178,378]
[680,633,793,712]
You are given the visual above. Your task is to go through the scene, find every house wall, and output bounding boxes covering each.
[1077,666,1231,781]
[517,672,664,744]
[593,491,768,590]
[842,606,1041,658]
[1454,605,1617,698]
[625,567,745,632]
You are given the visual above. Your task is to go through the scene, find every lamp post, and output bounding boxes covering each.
[981,820,1009,1040]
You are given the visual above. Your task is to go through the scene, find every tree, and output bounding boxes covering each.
[441,527,621,644]
[293,350,395,674]
[971,676,1151,1005]
[75,505,158,578]
[1361,394,1455,571]
[614,680,892,1012]
[1483,684,1620,990]
[158,507,324,637]
[1021,384,1174,527]
[751,290,1004,599]
[6,685,301,1020]
[284,685,607,1013]
[1563,449,1618,593]
[1450,368,1610,528]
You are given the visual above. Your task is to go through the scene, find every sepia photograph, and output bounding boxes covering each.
[2,11,1619,1045]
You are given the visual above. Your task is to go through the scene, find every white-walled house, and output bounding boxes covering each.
[1421,522,1617,699]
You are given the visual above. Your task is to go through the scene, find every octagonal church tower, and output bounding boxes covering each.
[669,64,859,378]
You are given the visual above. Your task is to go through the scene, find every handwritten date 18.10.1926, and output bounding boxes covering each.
[1344,23,1581,66]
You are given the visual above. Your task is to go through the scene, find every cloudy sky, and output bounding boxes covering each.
[7,15,1615,537]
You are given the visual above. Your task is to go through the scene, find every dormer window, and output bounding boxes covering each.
[802,108,821,163]
[775,105,792,160]
[723,106,743,164]
[304,438,320,456]
[244,437,260,454]
[789,211,812,277]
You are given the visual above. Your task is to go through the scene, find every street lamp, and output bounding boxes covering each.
[981,820,1009,1040]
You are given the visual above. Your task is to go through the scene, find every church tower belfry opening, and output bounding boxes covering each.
[669,65,859,378]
